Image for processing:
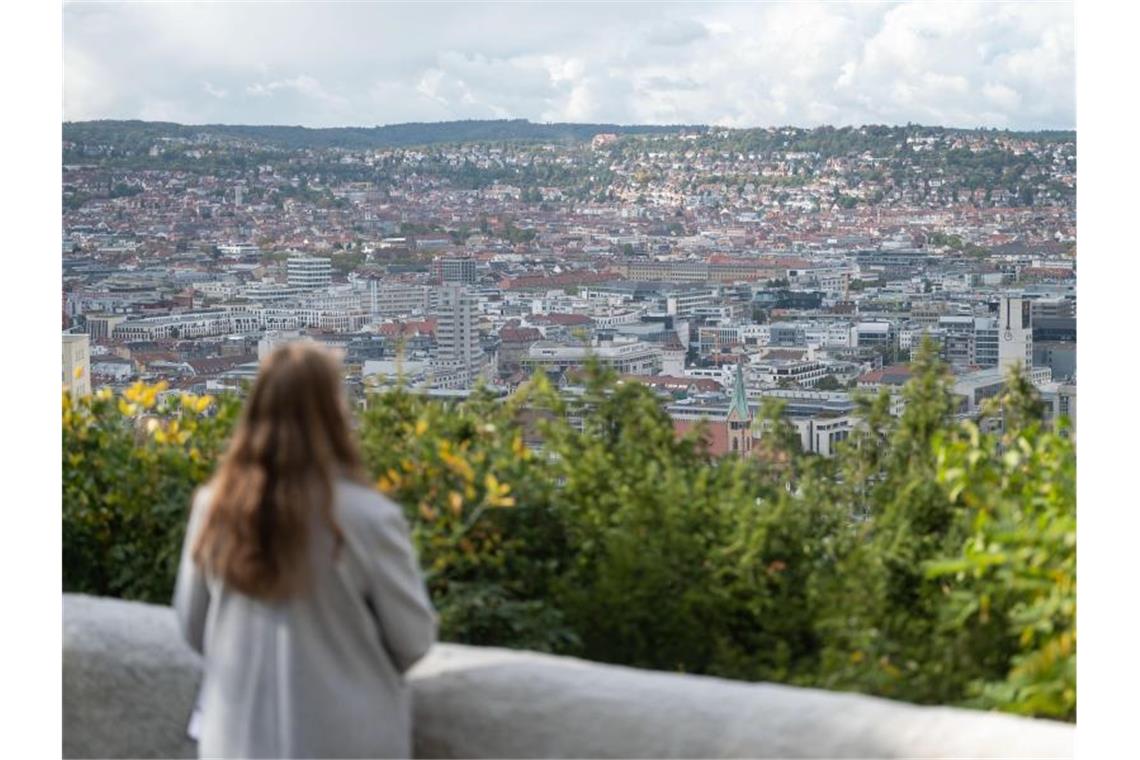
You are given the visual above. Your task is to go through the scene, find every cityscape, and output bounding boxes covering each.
[62,120,1076,454]
[56,2,1091,753]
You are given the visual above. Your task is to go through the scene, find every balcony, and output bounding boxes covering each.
[63,594,1072,759]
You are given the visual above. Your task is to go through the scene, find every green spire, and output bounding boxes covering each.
[729,360,751,421]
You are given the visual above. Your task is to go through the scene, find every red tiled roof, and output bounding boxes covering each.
[622,375,722,393]
[858,364,912,385]
[377,319,436,338]
[499,270,618,290]
[531,313,593,326]
[187,354,258,375]
[500,327,544,343]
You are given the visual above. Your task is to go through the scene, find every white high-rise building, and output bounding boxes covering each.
[63,333,91,398]
[996,295,1033,373]
[431,286,485,388]
[287,256,332,290]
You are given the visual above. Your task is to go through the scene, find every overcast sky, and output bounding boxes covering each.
[63,1,1075,130]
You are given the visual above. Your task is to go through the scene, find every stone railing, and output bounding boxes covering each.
[63,594,1074,759]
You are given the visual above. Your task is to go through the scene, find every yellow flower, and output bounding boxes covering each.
[378,469,403,494]
[195,395,213,413]
[118,399,138,416]
[448,491,463,516]
[484,472,501,494]
[73,364,85,379]
[123,381,145,403]
[415,418,429,436]
[439,445,475,482]
[484,473,515,508]
[95,387,112,401]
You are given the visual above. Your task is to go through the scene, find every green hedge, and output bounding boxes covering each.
[62,344,1075,720]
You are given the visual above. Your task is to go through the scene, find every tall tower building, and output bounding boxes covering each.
[63,333,91,398]
[432,286,484,388]
[997,295,1033,373]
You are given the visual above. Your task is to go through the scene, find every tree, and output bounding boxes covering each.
[815,375,842,391]
[62,353,1075,720]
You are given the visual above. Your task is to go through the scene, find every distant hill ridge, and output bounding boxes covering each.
[63,118,1074,152]
[62,118,697,150]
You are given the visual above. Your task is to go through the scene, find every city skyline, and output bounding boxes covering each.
[64,1,1075,131]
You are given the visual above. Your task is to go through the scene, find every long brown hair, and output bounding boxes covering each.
[193,341,367,600]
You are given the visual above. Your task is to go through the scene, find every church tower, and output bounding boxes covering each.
[726,360,753,454]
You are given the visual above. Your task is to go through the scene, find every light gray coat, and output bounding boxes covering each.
[173,479,437,759]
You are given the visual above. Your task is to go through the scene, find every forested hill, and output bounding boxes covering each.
[62,119,1075,154]
[62,119,697,151]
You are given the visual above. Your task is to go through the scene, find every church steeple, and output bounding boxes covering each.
[725,359,753,454]
[728,359,750,422]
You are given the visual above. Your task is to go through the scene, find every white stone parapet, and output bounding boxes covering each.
[63,593,1073,759]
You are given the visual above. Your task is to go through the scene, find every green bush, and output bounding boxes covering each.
[62,384,241,601]
[61,344,1075,721]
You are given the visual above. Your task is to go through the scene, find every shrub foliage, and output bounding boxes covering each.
[62,343,1075,721]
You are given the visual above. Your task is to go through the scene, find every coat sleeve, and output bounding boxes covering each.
[364,505,438,674]
[173,487,212,655]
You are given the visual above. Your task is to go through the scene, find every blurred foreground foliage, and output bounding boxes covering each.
[62,343,1074,721]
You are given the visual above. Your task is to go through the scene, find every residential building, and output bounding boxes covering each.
[432,286,485,389]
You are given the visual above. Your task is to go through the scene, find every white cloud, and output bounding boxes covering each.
[63,45,115,121]
[644,19,709,47]
[983,82,1021,111]
[202,82,229,100]
[63,1,1074,130]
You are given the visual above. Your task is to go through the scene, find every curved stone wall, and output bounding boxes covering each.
[63,594,1074,759]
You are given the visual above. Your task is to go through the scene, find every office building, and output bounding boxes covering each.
[524,337,662,376]
[995,295,1033,372]
[433,258,477,285]
[85,314,127,342]
[287,256,333,290]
